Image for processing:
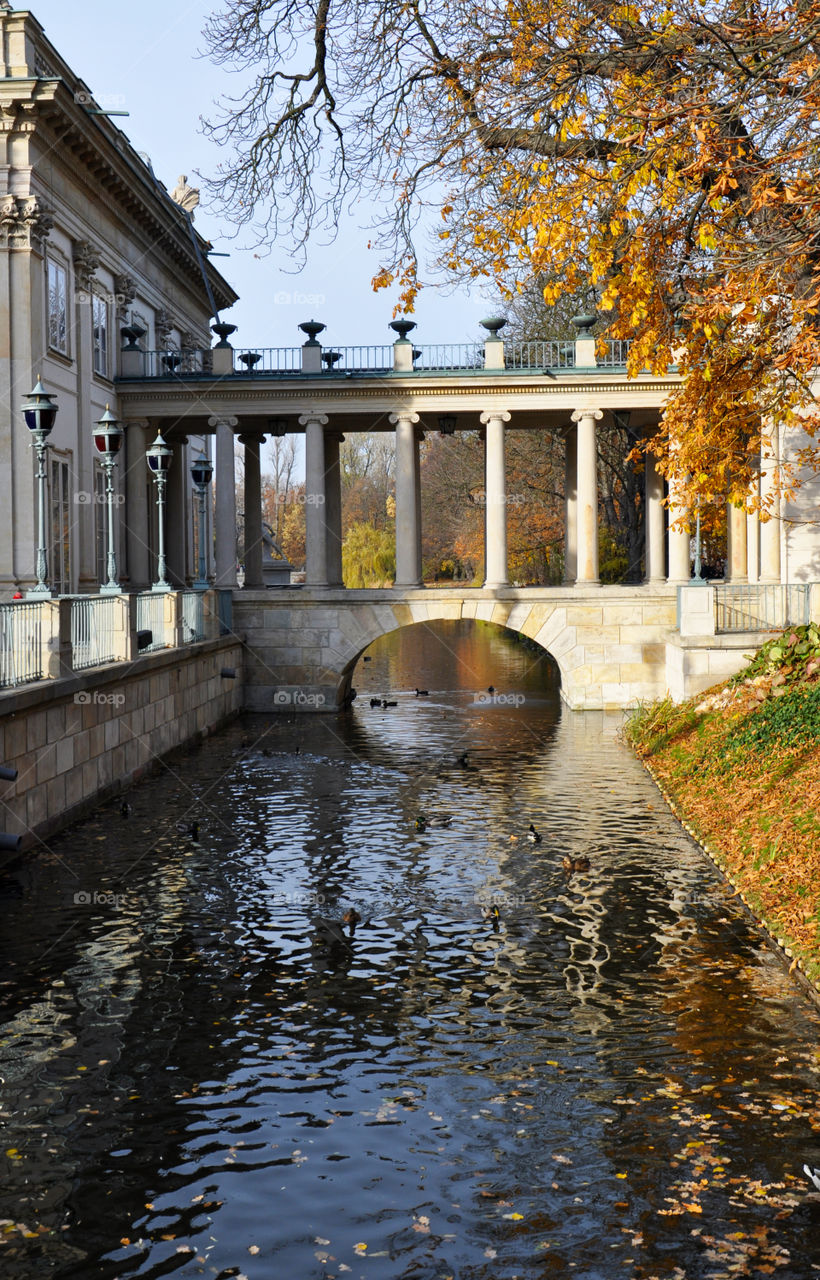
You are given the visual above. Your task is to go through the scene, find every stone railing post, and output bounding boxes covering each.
[678,584,716,637]
[43,598,73,678]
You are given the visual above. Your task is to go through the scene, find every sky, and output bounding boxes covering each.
[28,0,491,349]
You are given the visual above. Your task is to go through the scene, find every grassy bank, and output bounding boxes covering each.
[624,624,820,990]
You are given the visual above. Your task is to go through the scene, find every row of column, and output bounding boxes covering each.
[210,408,782,591]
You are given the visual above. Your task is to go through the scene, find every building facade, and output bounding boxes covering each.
[0,8,237,598]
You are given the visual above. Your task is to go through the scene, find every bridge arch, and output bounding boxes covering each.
[334,597,566,707]
[234,585,677,713]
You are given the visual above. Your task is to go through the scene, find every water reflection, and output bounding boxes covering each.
[0,620,818,1279]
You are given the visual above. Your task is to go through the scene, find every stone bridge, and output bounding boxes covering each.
[232,584,746,712]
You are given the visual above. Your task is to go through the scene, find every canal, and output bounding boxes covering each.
[1,619,819,1279]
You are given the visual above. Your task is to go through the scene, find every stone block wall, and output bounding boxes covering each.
[234,586,680,713]
[0,638,243,849]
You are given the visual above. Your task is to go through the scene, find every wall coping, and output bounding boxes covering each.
[0,635,240,719]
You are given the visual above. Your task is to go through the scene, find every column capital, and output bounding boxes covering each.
[479,409,511,426]
[208,415,238,430]
[571,407,603,424]
[389,411,420,427]
[123,418,150,430]
[299,412,329,428]
[238,431,266,445]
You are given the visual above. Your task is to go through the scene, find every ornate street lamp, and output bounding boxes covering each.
[93,405,124,594]
[146,431,173,592]
[190,452,213,590]
[22,377,58,597]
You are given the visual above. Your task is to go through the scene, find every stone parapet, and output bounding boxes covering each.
[0,636,243,849]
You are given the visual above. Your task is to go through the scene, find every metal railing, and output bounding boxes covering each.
[506,340,576,370]
[0,601,45,689]
[235,347,302,373]
[180,591,205,643]
[137,349,210,378]
[714,583,812,633]
[135,593,168,652]
[70,596,121,671]
[323,345,394,371]
[598,339,631,367]
[414,343,484,370]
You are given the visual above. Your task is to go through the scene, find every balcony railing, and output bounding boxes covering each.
[505,340,576,370]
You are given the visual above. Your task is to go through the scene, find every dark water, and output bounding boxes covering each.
[1,619,819,1280]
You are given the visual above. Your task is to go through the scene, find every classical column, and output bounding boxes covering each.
[667,477,691,582]
[210,415,238,588]
[240,432,265,589]
[726,500,748,582]
[123,419,151,589]
[324,431,344,588]
[571,407,602,584]
[390,411,422,587]
[644,446,666,584]
[480,409,511,588]
[563,422,577,584]
[300,412,330,587]
[760,428,781,583]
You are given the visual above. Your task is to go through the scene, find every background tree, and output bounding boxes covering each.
[204,0,820,516]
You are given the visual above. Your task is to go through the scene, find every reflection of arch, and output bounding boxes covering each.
[333,599,567,707]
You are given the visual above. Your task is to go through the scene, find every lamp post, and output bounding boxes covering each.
[22,377,58,597]
[691,495,704,582]
[146,432,173,592]
[93,405,124,594]
[190,452,213,590]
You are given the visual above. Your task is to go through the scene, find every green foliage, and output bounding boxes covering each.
[598,527,631,584]
[722,684,820,758]
[342,521,396,587]
[731,623,820,686]
[623,695,699,756]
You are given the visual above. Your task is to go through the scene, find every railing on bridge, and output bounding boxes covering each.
[234,347,303,374]
[505,340,576,370]
[126,338,636,379]
[598,339,631,367]
[0,600,45,689]
[0,591,229,690]
[180,591,206,643]
[135,593,169,652]
[70,596,123,671]
[714,583,812,633]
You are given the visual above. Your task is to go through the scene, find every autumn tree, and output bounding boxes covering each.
[204,0,820,515]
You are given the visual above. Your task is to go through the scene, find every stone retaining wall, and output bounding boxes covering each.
[0,638,243,849]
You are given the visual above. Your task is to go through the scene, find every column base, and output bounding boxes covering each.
[573,578,601,588]
[483,580,510,590]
